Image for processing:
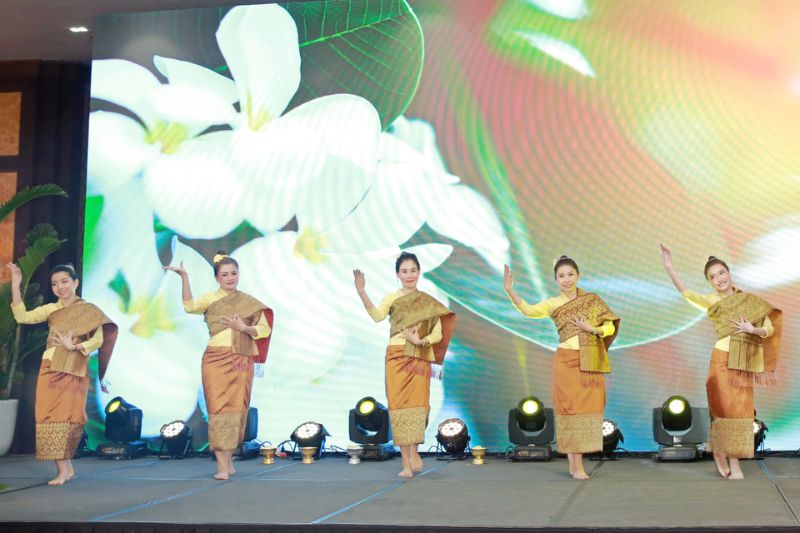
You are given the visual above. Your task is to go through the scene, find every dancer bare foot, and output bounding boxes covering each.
[398,469,414,478]
[228,465,237,475]
[713,452,730,478]
[411,455,424,472]
[214,471,229,480]
[728,459,744,480]
[572,471,590,480]
[47,474,69,486]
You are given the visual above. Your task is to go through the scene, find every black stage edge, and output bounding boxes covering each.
[2,454,800,530]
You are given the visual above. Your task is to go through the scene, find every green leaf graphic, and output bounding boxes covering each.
[285,0,424,128]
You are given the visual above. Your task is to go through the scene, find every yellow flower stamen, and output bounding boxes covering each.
[127,295,176,338]
[245,93,271,131]
[294,226,329,264]
[144,120,190,155]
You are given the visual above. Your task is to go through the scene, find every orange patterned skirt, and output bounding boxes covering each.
[202,346,254,451]
[35,360,87,461]
[385,345,430,446]
[553,347,605,453]
[706,349,754,458]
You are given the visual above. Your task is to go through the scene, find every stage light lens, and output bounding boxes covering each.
[358,399,376,415]
[602,419,616,437]
[521,399,539,415]
[667,398,686,415]
[160,421,186,438]
[753,421,760,434]
[438,419,466,438]
[107,400,121,413]
[295,422,321,440]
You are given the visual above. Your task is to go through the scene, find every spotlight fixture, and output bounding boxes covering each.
[601,419,624,457]
[291,421,330,459]
[97,396,148,459]
[754,419,768,453]
[73,430,90,458]
[652,395,709,461]
[159,420,193,459]
[236,407,261,459]
[507,396,555,461]
[436,418,470,459]
[348,396,393,460]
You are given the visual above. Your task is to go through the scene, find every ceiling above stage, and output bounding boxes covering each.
[0,0,276,63]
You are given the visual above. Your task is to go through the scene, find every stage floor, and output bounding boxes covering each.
[2,453,800,530]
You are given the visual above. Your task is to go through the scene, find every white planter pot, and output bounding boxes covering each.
[0,399,19,456]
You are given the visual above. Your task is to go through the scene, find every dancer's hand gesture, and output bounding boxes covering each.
[503,264,515,292]
[353,269,366,292]
[163,261,187,277]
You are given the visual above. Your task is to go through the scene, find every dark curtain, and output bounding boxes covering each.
[0,60,90,453]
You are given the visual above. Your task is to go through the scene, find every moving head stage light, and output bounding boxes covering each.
[652,395,709,461]
[508,396,555,461]
[97,396,148,459]
[349,396,394,460]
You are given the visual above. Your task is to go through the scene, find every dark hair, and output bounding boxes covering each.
[213,250,239,276]
[395,252,420,273]
[553,255,579,278]
[49,263,78,280]
[703,256,729,278]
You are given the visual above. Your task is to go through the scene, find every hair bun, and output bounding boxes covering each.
[213,251,229,264]
[708,255,717,261]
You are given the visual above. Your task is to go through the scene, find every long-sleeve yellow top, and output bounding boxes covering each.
[511,294,615,349]
[183,289,271,347]
[681,290,774,352]
[368,290,442,359]
[11,301,102,360]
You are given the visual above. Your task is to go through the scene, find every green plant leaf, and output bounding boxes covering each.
[25,223,59,243]
[17,234,66,289]
[17,329,49,364]
[0,185,67,224]
[283,0,424,128]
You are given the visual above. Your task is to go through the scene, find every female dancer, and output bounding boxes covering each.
[504,256,620,480]
[354,251,455,478]
[8,262,117,485]
[165,251,273,480]
[660,244,781,479]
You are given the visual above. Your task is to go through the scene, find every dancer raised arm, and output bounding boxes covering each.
[659,243,688,292]
[163,261,193,302]
[353,269,376,312]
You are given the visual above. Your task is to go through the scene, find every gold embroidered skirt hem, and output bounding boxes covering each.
[208,411,247,451]
[35,422,84,461]
[389,406,429,446]
[709,417,754,458]
[556,413,602,454]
